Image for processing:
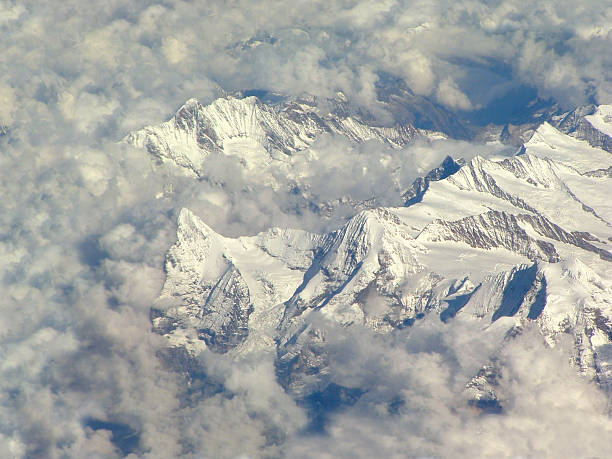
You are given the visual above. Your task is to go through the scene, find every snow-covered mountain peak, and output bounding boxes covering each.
[177,206,213,234]
[551,104,612,155]
[179,97,201,111]
[143,95,612,408]
[524,121,612,173]
[125,93,433,177]
[585,104,612,137]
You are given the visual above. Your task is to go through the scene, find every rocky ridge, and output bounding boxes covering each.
[125,94,440,178]
[127,95,612,415]
[149,124,612,408]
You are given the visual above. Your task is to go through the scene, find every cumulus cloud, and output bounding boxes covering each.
[1,0,611,457]
[153,132,511,237]
[285,321,612,457]
[0,83,17,126]
[1,0,611,143]
[436,77,473,111]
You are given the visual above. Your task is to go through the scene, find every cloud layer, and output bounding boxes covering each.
[1,0,612,457]
[285,321,612,457]
[2,0,612,142]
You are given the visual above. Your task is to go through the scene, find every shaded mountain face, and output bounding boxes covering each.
[477,101,612,149]
[136,96,612,416]
[552,104,612,153]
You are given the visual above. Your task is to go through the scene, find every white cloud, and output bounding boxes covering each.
[285,323,612,457]
[1,0,611,457]
[436,77,473,110]
[0,83,16,125]
[161,36,189,65]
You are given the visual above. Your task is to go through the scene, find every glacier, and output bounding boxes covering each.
[131,95,612,416]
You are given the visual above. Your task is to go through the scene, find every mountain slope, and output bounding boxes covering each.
[151,119,612,406]
[125,94,436,178]
[552,104,612,153]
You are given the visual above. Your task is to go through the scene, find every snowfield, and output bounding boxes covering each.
[139,96,612,407]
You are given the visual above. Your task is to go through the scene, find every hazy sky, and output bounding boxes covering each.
[1,1,611,457]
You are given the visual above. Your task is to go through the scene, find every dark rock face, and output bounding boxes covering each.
[424,209,612,264]
[574,119,612,153]
[422,211,561,262]
[150,307,178,335]
[454,161,541,214]
[275,326,365,431]
[440,285,481,322]
[585,166,612,178]
[174,99,222,154]
[375,72,472,139]
[195,265,254,353]
[276,327,329,397]
[466,364,504,414]
[492,264,539,322]
[516,214,612,262]
[553,104,597,133]
[404,156,464,206]
[156,346,225,404]
[152,263,254,354]
[553,105,612,153]
[527,276,548,320]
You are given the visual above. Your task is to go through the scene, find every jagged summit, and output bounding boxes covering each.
[553,104,612,153]
[152,117,612,400]
[403,155,464,206]
[125,93,434,177]
[524,121,612,173]
[124,91,612,417]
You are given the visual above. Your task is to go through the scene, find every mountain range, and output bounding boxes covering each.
[128,94,612,418]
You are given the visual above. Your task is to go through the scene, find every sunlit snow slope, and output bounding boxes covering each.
[125,94,437,178]
[139,99,612,407]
